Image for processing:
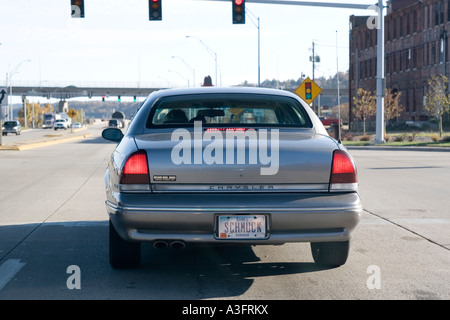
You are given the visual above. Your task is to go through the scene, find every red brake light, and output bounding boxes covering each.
[121,150,150,185]
[330,150,358,191]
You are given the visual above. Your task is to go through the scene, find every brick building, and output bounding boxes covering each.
[349,0,450,128]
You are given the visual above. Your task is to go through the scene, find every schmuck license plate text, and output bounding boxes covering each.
[217,215,267,239]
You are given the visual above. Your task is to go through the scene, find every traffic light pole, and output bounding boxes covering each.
[205,0,386,143]
[374,0,385,144]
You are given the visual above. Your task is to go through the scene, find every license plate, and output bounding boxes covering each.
[217,215,267,239]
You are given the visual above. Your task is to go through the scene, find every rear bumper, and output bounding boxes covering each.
[106,192,362,245]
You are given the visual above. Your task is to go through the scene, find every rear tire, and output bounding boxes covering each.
[109,219,141,268]
[311,241,349,267]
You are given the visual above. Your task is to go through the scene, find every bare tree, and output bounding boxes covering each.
[424,75,450,137]
[353,88,376,135]
[384,88,403,130]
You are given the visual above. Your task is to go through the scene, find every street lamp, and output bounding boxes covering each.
[7,59,31,123]
[186,35,218,86]
[246,8,261,87]
[172,56,196,87]
[168,69,190,88]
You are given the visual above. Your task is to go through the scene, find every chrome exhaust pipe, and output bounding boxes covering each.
[170,241,186,249]
[153,240,169,249]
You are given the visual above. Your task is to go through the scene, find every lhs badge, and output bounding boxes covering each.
[153,175,176,182]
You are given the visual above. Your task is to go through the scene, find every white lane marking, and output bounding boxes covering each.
[0,259,26,291]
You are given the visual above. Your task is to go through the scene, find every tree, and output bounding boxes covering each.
[384,88,403,131]
[353,88,376,135]
[424,75,450,137]
[331,102,349,124]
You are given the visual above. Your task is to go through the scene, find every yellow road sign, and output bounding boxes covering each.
[295,77,322,104]
[68,108,77,118]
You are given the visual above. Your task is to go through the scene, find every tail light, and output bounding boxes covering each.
[120,150,151,192]
[329,149,358,192]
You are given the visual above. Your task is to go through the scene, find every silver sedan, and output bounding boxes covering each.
[102,87,362,268]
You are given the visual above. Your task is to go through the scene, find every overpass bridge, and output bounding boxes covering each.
[5,80,348,101]
[5,81,166,100]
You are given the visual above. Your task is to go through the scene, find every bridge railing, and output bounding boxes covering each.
[3,80,174,89]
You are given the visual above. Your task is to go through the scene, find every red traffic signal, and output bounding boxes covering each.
[149,0,162,21]
[232,0,245,24]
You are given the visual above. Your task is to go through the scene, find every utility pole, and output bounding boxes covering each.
[312,41,315,113]
[374,0,385,144]
[312,41,315,83]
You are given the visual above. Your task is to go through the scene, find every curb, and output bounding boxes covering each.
[346,145,450,152]
[0,133,93,151]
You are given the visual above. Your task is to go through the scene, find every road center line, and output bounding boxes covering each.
[0,259,26,291]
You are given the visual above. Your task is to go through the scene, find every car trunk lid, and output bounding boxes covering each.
[134,129,338,193]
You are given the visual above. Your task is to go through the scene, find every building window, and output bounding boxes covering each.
[407,12,411,35]
[413,10,417,33]
[432,43,436,64]
[408,49,412,69]
[435,2,439,26]
[436,1,440,25]
[448,0,450,21]
[430,3,434,26]
[393,52,397,72]
[400,15,404,37]
[405,89,410,113]
[446,36,449,62]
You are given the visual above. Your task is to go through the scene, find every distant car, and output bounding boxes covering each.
[54,119,68,130]
[102,87,362,269]
[72,122,83,128]
[108,119,122,128]
[319,116,342,126]
[2,120,21,136]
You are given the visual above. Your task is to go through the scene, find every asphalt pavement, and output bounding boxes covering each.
[0,126,94,151]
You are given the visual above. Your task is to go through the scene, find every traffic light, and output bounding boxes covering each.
[102,95,105,102]
[149,0,162,21]
[118,96,121,102]
[232,0,245,24]
[71,0,85,18]
[305,81,312,100]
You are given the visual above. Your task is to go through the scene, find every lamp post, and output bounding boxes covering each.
[246,8,261,87]
[186,35,218,86]
[168,69,190,88]
[8,59,31,124]
[172,56,196,87]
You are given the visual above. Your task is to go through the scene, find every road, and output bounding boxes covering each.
[0,126,449,302]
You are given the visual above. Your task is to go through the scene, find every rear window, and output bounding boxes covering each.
[146,94,312,129]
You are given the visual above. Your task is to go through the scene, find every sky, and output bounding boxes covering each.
[0,0,379,100]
